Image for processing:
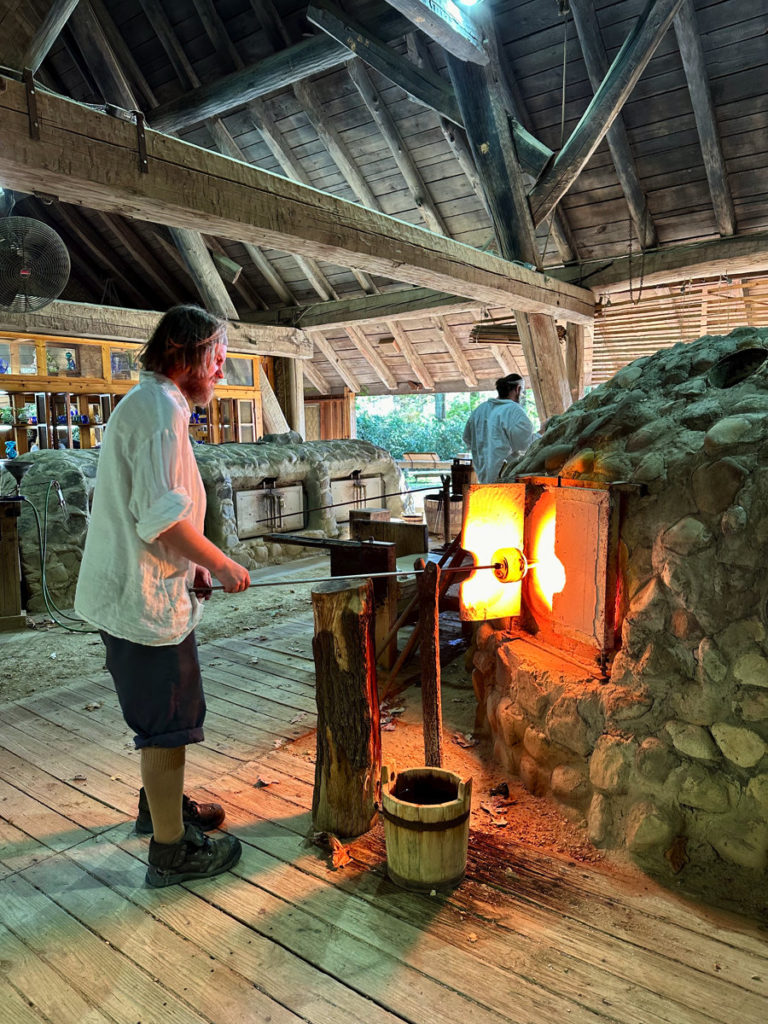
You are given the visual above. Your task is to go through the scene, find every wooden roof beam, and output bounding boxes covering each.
[302,359,331,395]
[570,0,657,250]
[0,300,313,356]
[477,15,577,266]
[552,233,768,293]
[529,0,686,227]
[673,0,736,237]
[0,78,594,322]
[243,287,485,329]
[168,227,239,319]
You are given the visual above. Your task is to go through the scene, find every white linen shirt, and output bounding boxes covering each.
[462,397,536,484]
[74,371,205,646]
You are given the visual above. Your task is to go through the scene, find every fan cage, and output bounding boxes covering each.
[0,217,71,313]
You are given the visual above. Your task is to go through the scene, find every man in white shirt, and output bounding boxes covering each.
[75,305,250,887]
[463,374,537,483]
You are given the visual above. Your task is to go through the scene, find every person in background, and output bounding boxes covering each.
[75,305,251,888]
[462,373,537,483]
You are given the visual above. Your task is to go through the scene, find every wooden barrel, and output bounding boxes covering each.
[381,764,472,891]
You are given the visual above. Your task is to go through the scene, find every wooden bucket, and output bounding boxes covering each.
[381,764,472,891]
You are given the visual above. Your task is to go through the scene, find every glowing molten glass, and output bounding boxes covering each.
[460,484,525,621]
[529,500,566,611]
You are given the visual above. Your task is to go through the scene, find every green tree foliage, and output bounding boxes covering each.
[356,392,488,459]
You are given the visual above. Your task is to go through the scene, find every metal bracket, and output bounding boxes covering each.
[23,68,39,139]
[135,111,148,174]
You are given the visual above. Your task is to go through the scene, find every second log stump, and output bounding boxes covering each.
[311,578,381,837]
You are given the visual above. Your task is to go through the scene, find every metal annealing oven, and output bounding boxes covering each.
[331,471,385,523]
[460,478,622,670]
[235,481,306,538]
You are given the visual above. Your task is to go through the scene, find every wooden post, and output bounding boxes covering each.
[441,473,451,546]
[418,561,443,767]
[311,578,381,837]
[0,501,26,631]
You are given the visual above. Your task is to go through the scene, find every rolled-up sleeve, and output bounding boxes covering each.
[129,428,195,543]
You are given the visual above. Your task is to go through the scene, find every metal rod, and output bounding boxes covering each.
[189,562,501,593]
[242,483,439,529]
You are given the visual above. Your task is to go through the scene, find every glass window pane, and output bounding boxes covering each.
[222,357,254,387]
[19,342,37,374]
[0,342,10,375]
[110,347,140,381]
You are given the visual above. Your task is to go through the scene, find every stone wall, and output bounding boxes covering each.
[1,439,406,612]
[473,326,768,911]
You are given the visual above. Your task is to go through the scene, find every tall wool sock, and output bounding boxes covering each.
[140,745,186,844]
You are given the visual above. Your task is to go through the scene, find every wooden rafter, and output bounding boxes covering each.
[21,0,79,73]
[433,317,478,388]
[302,358,331,395]
[385,321,434,390]
[168,227,238,319]
[673,0,736,237]
[529,0,686,227]
[570,0,657,250]
[310,331,361,393]
[346,58,448,236]
[345,325,398,390]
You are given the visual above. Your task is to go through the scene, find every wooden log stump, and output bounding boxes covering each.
[311,578,381,837]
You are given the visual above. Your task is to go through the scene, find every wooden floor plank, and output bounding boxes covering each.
[0,870,211,1024]
[0,919,115,1024]
[198,773,768,1024]
[56,833,411,1024]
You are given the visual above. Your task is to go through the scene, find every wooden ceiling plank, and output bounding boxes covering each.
[21,0,80,73]
[385,320,434,390]
[434,316,478,388]
[52,202,154,309]
[190,0,243,72]
[309,330,361,392]
[570,0,658,250]
[0,79,595,322]
[529,0,686,227]
[307,0,552,179]
[345,324,398,389]
[346,58,448,236]
[95,211,184,307]
[205,117,298,305]
[673,0,736,237]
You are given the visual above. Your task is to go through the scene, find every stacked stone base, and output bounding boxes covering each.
[473,624,768,914]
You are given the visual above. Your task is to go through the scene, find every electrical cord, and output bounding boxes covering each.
[22,483,98,634]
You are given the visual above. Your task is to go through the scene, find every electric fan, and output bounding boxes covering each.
[0,216,71,312]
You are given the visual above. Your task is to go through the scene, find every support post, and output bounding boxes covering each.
[311,578,381,837]
[0,501,26,631]
[418,561,443,767]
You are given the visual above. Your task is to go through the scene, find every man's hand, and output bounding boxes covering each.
[193,566,213,600]
[214,557,251,594]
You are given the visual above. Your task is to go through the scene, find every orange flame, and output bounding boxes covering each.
[460,484,525,621]
[529,499,566,611]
